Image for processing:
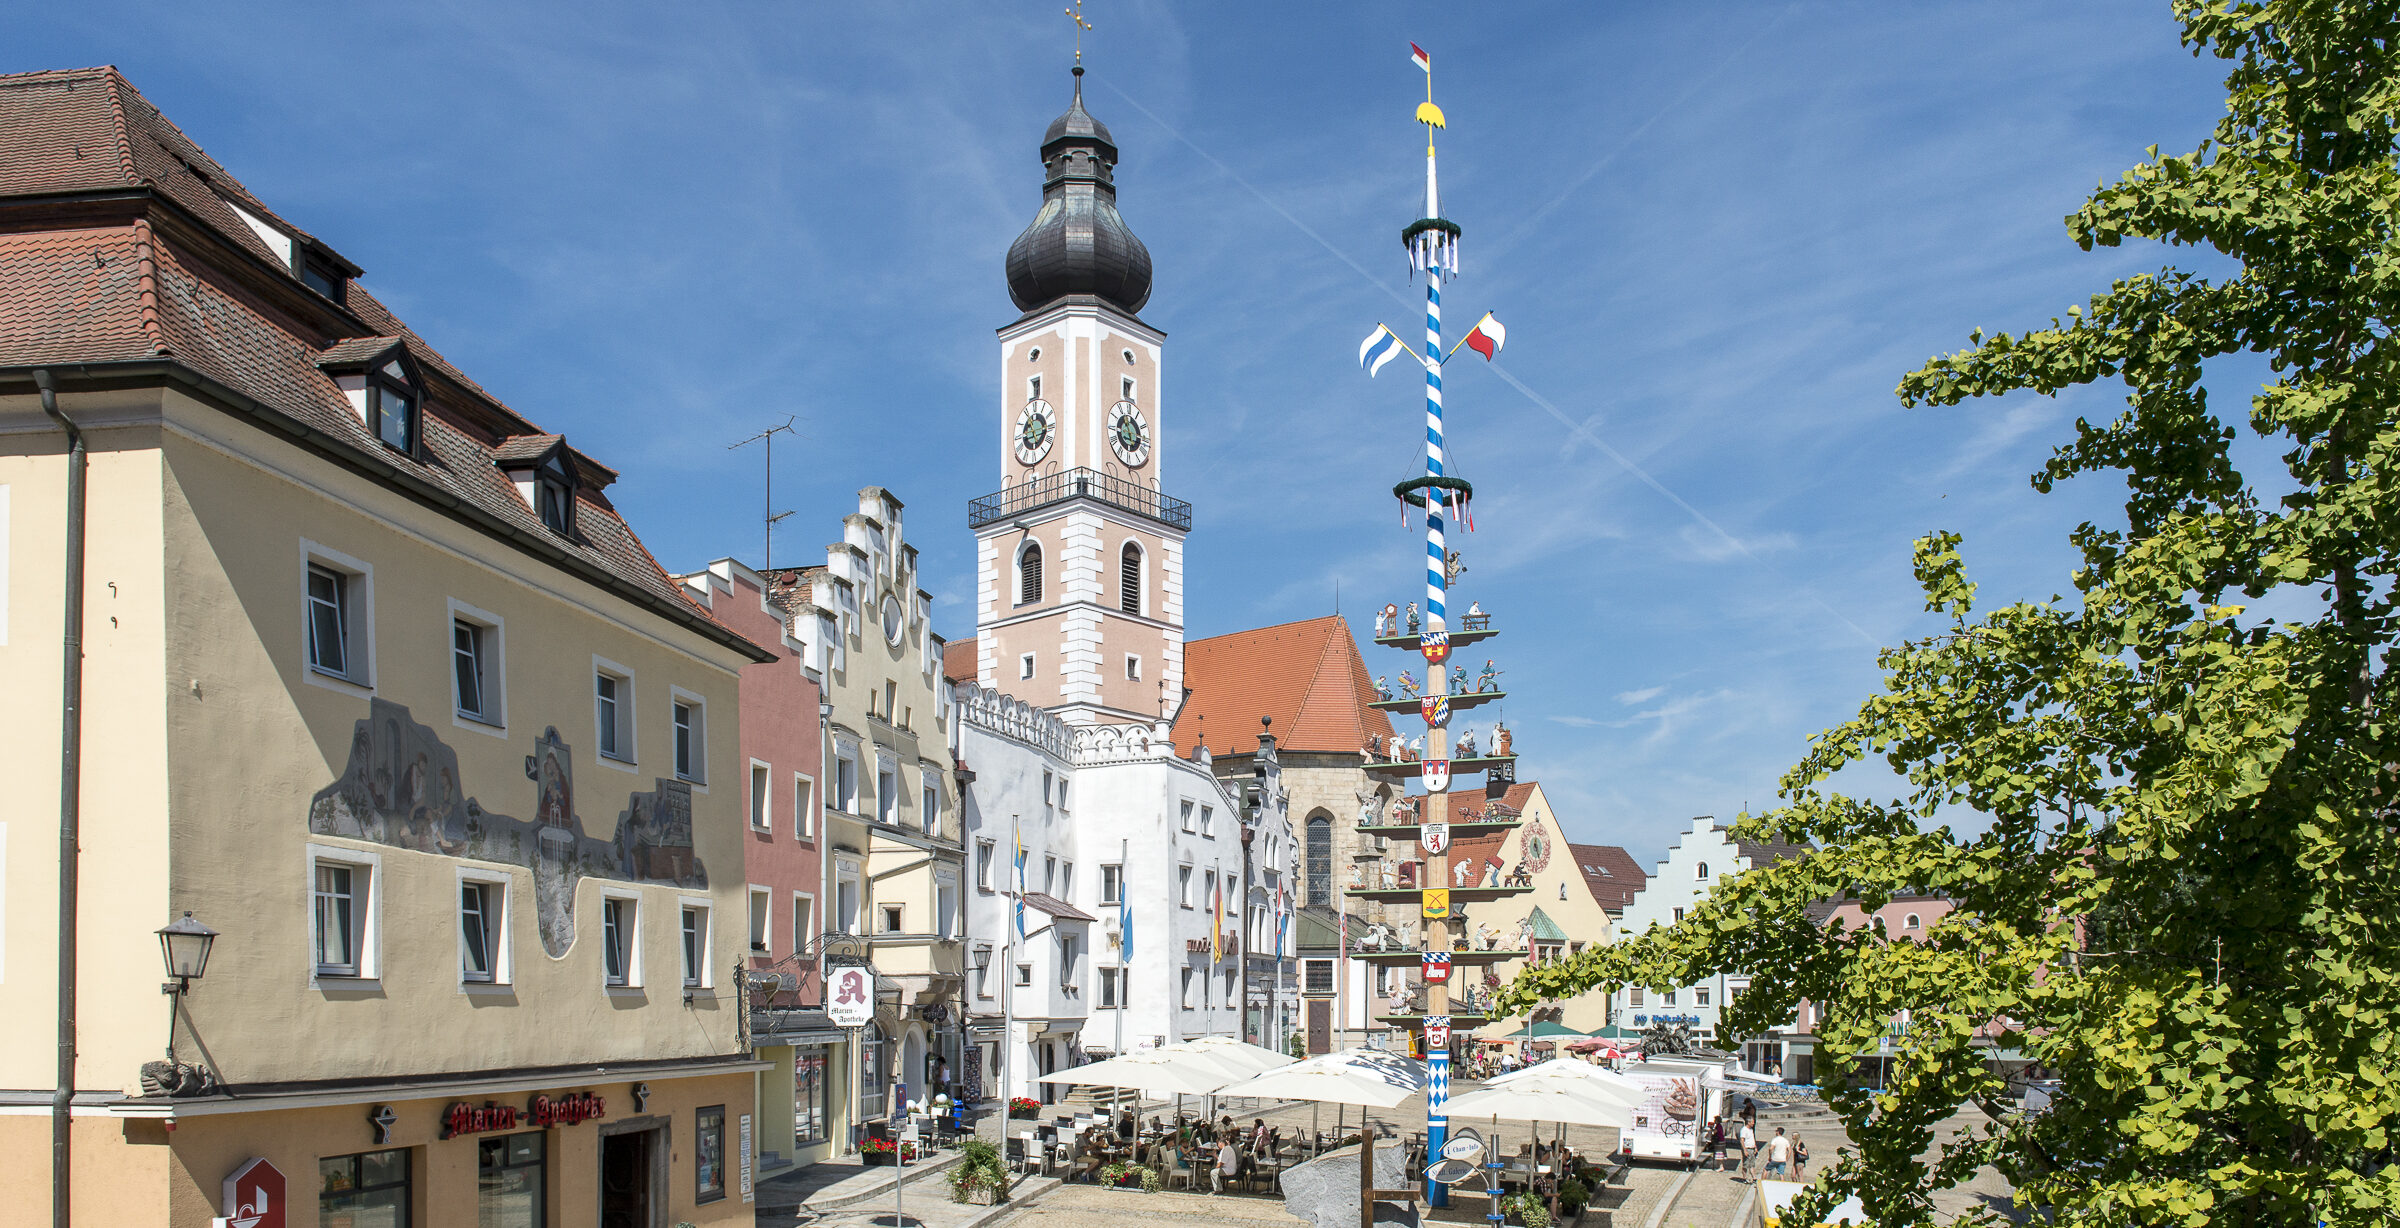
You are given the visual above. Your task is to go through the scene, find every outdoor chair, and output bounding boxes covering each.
[1005,1136,1032,1175]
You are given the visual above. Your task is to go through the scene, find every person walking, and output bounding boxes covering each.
[1737,1117,1758,1181]
[1792,1136,1810,1179]
[1708,1116,1727,1172]
[1766,1127,1791,1180]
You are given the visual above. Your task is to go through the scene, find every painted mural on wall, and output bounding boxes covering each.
[308,699,709,956]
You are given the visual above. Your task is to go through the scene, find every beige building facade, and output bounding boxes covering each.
[0,67,769,1227]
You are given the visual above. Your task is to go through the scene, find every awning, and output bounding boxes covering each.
[1018,892,1100,923]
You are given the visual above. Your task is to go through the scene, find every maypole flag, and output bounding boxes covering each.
[1014,838,1027,938]
[1120,886,1133,961]
[1411,42,1430,72]
[1359,324,1405,377]
[1462,313,1507,361]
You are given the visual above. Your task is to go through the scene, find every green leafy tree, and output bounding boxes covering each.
[1502,5,2400,1225]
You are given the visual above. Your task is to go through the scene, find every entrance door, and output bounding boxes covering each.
[599,1128,657,1228]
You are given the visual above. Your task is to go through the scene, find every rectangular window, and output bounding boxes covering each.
[793,772,816,838]
[750,762,772,830]
[791,894,814,958]
[1673,906,1685,923]
[1100,966,1121,1008]
[1019,653,1034,680]
[936,878,958,940]
[1016,961,1033,987]
[673,697,705,782]
[1200,806,1215,837]
[876,758,898,823]
[314,861,365,977]
[369,379,414,453]
[1181,967,1196,1009]
[1179,866,1194,909]
[749,887,772,953]
[681,905,707,988]
[476,1132,544,1228]
[320,1148,410,1226]
[1042,769,1054,807]
[1224,968,1237,1007]
[795,1046,833,1147]
[306,563,352,678]
[834,750,859,813]
[1204,869,1217,907]
[695,1106,727,1203]
[1059,934,1078,987]
[595,665,634,762]
[1305,959,1335,995]
[923,780,940,834]
[1126,654,1141,681]
[883,680,898,721]
[459,879,502,984]
[1059,861,1073,899]
[1180,800,1195,832]
[1696,986,1712,1007]
[1044,855,1057,894]
[1630,987,1645,1008]
[1100,864,1122,905]
[602,897,635,986]
[1665,990,1678,1007]
[836,864,861,935]
[882,904,904,934]
[452,618,495,723]
[974,945,994,998]
[976,839,996,891]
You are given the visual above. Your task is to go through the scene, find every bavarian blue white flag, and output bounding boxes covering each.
[1358,324,1406,377]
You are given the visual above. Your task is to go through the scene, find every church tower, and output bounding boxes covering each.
[969,65,1190,726]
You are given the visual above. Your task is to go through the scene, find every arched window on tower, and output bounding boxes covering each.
[1120,543,1143,615]
[1306,813,1333,906]
[1018,542,1043,606]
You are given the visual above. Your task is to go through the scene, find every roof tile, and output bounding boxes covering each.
[1171,615,1393,755]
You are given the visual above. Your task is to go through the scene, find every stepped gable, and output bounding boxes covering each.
[1171,615,1394,755]
[1569,842,1647,912]
[0,66,763,663]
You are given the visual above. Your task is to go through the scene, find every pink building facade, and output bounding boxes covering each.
[678,561,843,1173]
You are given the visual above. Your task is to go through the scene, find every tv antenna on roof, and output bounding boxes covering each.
[729,417,801,570]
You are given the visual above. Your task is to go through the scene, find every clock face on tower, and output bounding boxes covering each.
[1107,400,1151,467]
[1014,399,1056,466]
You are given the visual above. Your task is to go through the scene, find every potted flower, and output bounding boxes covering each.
[1008,1097,1043,1120]
[1557,1177,1590,1223]
[861,1137,918,1167]
[947,1139,1012,1205]
[1502,1192,1553,1228]
[1097,1161,1163,1193]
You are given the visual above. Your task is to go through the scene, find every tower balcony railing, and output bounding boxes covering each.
[968,466,1193,532]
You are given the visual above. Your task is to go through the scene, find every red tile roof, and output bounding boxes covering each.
[1171,615,1393,755]
[942,639,979,685]
[1568,842,1647,913]
[0,66,762,663]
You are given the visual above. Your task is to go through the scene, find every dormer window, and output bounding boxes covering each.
[536,468,572,533]
[493,436,580,538]
[300,256,345,302]
[368,373,414,453]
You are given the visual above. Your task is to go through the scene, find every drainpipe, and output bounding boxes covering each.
[37,368,86,1228]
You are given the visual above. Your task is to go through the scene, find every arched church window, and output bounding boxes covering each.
[1305,813,1333,905]
[1018,542,1043,606]
[1120,543,1143,615]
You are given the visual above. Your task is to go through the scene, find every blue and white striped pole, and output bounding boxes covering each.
[1417,70,1453,1209]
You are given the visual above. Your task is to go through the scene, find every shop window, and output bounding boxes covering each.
[695,1106,728,1204]
[320,1147,410,1225]
[476,1132,545,1228]
[796,1046,832,1146]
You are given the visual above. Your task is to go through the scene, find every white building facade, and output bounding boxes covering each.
[1614,816,1809,1068]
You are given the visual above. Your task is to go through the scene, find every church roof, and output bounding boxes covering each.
[1569,842,1647,913]
[1171,615,1393,755]
[942,639,978,685]
[1004,66,1151,315]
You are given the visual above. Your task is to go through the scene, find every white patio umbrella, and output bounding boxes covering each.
[1035,1047,1249,1097]
[1172,1035,1299,1075]
[1444,1078,1638,1225]
[1212,1048,1425,1162]
[1486,1058,1648,1108]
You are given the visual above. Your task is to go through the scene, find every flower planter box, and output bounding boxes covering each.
[960,1185,998,1205]
[862,1149,914,1167]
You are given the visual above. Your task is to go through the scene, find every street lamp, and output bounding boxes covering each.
[157,911,217,989]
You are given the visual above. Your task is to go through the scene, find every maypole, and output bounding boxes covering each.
[1352,40,1522,1215]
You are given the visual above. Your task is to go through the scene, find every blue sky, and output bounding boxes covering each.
[12,2,2240,870]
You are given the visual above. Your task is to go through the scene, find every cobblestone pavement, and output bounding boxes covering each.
[989,1181,1311,1227]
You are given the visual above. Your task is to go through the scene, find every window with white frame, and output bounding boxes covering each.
[1120,542,1142,615]
[680,903,709,988]
[1630,987,1644,1007]
[1017,541,1043,605]
[1664,989,1678,1007]
[1178,865,1194,908]
[881,903,903,934]
[1180,800,1195,832]
[749,762,772,831]
[1125,654,1140,681]
[834,746,859,813]
[793,771,816,838]
[1100,966,1121,1008]
[594,661,634,762]
[601,896,637,987]
[1180,967,1196,1009]
[1018,653,1034,681]
[1304,960,1334,995]
[1044,855,1057,894]
[1697,862,1710,880]
[672,694,706,783]
[1059,861,1073,899]
[974,944,994,998]
[449,603,504,726]
[875,756,898,824]
[1100,864,1122,905]
[1904,912,1923,931]
[748,887,772,952]
[1204,869,1217,907]
[1696,986,1712,1007]
[922,779,939,834]
[1223,967,1236,1006]
[1042,769,1053,810]
[1200,805,1215,837]
[1016,960,1033,987]
[312,854,374,978]
[936,876,958,940]
[302,545,372,687]
[791,893,815,958]
[836,861,862,934]
[458,873,509,985]
[1058,934,1078,987]
[976,839,996,891]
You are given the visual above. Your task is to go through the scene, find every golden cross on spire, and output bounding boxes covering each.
[1064,0,1093,65]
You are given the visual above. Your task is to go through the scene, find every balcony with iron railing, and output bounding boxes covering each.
[967,467,1193,532]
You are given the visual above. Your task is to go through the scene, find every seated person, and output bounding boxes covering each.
[1212,1135,1239,1194]
[1072,1132,1107,1184]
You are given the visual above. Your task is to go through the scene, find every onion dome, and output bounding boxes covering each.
[1005,66,1153,314]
